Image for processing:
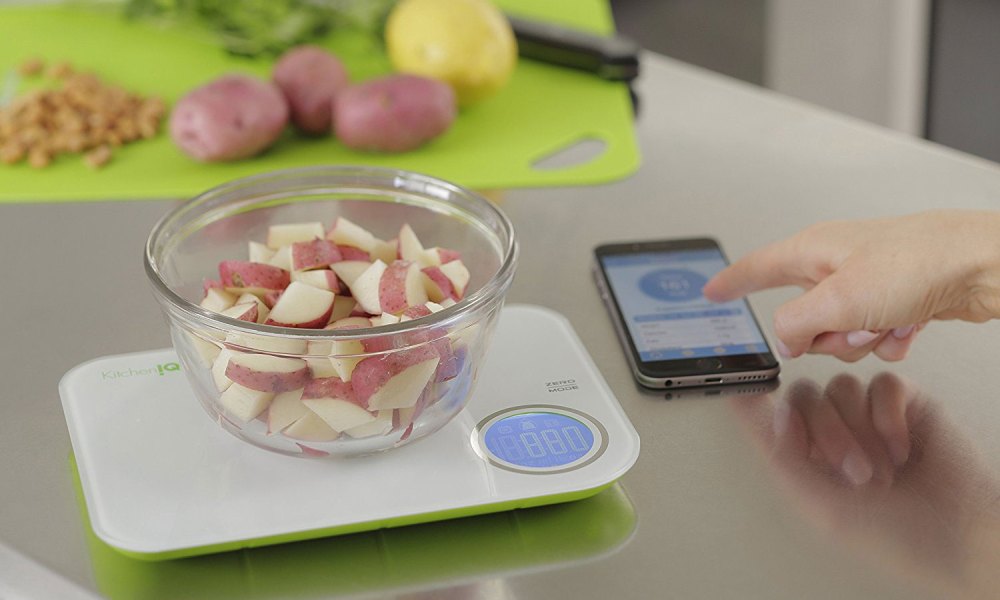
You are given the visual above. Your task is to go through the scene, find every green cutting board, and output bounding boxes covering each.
[0,0,639,202]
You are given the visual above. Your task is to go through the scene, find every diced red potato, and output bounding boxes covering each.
[234,293,271,323]
[198,220,473,446]
[170,74,288,162]
[303,375,359,402]
[291,239,342,271]
[267,389,308,434]
[327,295,356,323]
[219,302,258,323]
[212,349,234,392]
[292,269,339,292]
[331,260,374,289]
[203,278,226,295]
[348,260,388,314]
[361,316,397,354]
[224,331,306,355]
[432,337,461,382]
[422,247,461,267]
[371,239,398,264]
[398,387,435,441]
[350,304,372,317]
[283,411,340,442]
[267,223,325,249]
[439,261,470,297]
[267,246,293,271]
[218,383,274,423]
[344,410,394,438]
[200,287,237,313]
[304,341,339,378]
[262,289,283,309]
[333,74,456,153]
[248,241,276,263]
[397,224,424,262]
[351,352,439,409]
[325,318,369,381]
[225,352,311,393]
[400,305,432,321]
[379,260,427,314]
[272,45,350,135]
[370,313,401,326]
[303,398,376,431]
[421,266,456,303]
[348,259,429,316]
[189,331,224,367]
[264,281,335,328]
[326,217,377,252]
[219,260,290,290]
[336,245,371,262]
[393,321,460,384]
[329,316,371,329]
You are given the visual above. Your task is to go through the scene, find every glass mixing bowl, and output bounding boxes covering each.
[144,166,517,458]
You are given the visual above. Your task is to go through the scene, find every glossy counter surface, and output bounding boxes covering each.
[2,54,999,599]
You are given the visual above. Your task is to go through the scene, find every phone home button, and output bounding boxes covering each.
[695,358,723,370]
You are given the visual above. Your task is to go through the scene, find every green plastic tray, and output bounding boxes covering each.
[0,0,639,202]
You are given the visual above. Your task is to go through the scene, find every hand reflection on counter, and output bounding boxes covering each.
[732,373,1000,599]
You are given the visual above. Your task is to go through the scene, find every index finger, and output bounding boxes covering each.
[704,238,814,302]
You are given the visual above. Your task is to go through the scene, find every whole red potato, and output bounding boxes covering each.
[170,74,288,162]
[273,45,350,135]
[334,74,456,153]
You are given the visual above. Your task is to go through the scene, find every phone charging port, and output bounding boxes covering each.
[704,377,723,385]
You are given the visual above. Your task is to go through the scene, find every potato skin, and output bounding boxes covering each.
[333,74,456,153]
[170,75,288,162]
[273,46,350,135]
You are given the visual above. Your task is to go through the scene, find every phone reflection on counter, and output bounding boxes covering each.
[75,478,636,600]
[662,378,779,401]
[731,373,1000,599]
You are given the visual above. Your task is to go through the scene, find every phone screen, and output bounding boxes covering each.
[599,248,769,363]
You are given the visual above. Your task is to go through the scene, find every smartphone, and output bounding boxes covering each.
[593,238,780,389]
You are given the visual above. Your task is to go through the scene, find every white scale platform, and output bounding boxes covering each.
[60,304,640,560]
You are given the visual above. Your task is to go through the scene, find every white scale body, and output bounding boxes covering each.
[60,305,640,560]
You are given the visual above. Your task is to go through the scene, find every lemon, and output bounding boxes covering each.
[385,0,518,107]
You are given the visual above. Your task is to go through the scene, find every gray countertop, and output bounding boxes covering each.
[2,53,1000,599]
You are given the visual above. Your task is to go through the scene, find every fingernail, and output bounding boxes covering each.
[892,325,915,339]
[841,451,873,486]
[889,439,910,466]
[775,339,792,358]
[846,330,880,347]
[773,401,790,437]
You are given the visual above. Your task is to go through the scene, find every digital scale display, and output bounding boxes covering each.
[476,406,606,474]
[484,412,594,468]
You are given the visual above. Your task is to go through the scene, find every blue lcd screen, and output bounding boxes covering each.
[483,412,595,469]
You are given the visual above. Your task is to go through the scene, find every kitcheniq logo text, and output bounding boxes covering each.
[102,362,181,381]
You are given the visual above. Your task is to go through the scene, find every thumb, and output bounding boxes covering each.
[773,274,869,357]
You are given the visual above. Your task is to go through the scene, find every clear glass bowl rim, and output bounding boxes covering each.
[144,165,518,343]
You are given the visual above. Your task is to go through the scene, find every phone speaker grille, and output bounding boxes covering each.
[735,375,768,382]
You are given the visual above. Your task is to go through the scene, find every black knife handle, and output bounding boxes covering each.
[507,15,641,82]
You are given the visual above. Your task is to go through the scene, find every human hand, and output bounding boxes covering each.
[732,374,1000,596]
[703,210,1000,360]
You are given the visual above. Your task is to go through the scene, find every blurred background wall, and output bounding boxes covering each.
[610,0,1000,164]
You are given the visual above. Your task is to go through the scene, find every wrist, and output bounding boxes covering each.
[959,211,1000,321]
[958,496,1000,599]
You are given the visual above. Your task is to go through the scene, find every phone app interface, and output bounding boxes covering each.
[602,249,769,361]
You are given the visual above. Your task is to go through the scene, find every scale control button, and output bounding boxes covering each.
[473,405,608,474]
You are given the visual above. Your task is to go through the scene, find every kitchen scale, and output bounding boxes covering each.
[60,304,640,560]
